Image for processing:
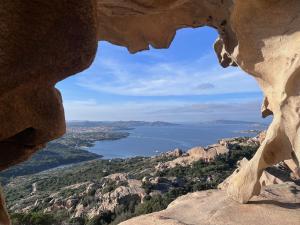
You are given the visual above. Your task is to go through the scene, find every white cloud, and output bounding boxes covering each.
[76,53,260,96]
[61,41,264,122]
[63,99,265,122]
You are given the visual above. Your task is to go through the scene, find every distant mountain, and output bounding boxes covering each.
[111,121,178,127]
[67,120,178,128]
[210,120,266,125]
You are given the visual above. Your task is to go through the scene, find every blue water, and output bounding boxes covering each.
[88,123,266,159]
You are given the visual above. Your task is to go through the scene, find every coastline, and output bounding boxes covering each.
[87,123,266,159]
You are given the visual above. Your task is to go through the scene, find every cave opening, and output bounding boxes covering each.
[1,1,300,225]
[51,26,268,159]
[56,27,263,123]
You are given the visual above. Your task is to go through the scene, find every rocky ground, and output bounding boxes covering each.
[5,134,300,225]
[120,182,300,225]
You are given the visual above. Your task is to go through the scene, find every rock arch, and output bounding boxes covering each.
[1,0,300,224]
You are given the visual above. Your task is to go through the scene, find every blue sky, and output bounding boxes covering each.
[56,27,265,122]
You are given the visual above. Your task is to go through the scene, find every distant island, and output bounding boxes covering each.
[67,120,178,128]
[210,120,267,126]
[239,129,261,134]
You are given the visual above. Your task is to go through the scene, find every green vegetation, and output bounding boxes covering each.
[157,142,257,191]
[0,125,131,184]
[6,137,259,225]
[0,143,101,184]
[101,142,258,224]
[4,157,161,207]
[56,131,129,148]
[0,121,176,185]
[11,212,59,225]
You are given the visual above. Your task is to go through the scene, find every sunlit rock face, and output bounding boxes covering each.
[119,183,300,225]
[96,0,236,54]
[1,0,300,224]
[96,0,300,204]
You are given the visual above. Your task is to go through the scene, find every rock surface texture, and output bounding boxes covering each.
[1,0,300,224]
[156,141,230,171]
[120,183,300,225]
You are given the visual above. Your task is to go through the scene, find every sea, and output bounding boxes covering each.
[87,122,268,159]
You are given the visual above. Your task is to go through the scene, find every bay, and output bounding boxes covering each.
[88,122,267,159]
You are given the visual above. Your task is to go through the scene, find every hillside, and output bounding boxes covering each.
[0,125,129,184]
[0,121,178,185]
[0,143,101,185]
[4,136,279,225]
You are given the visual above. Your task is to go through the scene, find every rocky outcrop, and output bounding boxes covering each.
[257,131,300,179]
[156,140,231,171]
[2,0,300,224]
[223,0,300,204]
[4,136,299,224]
[10,173,146,220]
[97,0,300,204]
[284,159,300,179]
[120,182,300,225]
[159,148,183,158]
[87,0,300,205]
[218,158,284,190]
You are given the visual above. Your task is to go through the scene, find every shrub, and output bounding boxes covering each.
[69,217,86,225]
[135,195,169,215]
[11,212,58,225]
[86,211,114,225]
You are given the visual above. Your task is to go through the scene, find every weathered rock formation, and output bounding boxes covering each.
[1,0,300,224]
[120,182,300,225]
[10,173,146,220]
[218,158,285,190]
[156,141,230,171]
[258,130,300,179]
[98,0,300,205]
